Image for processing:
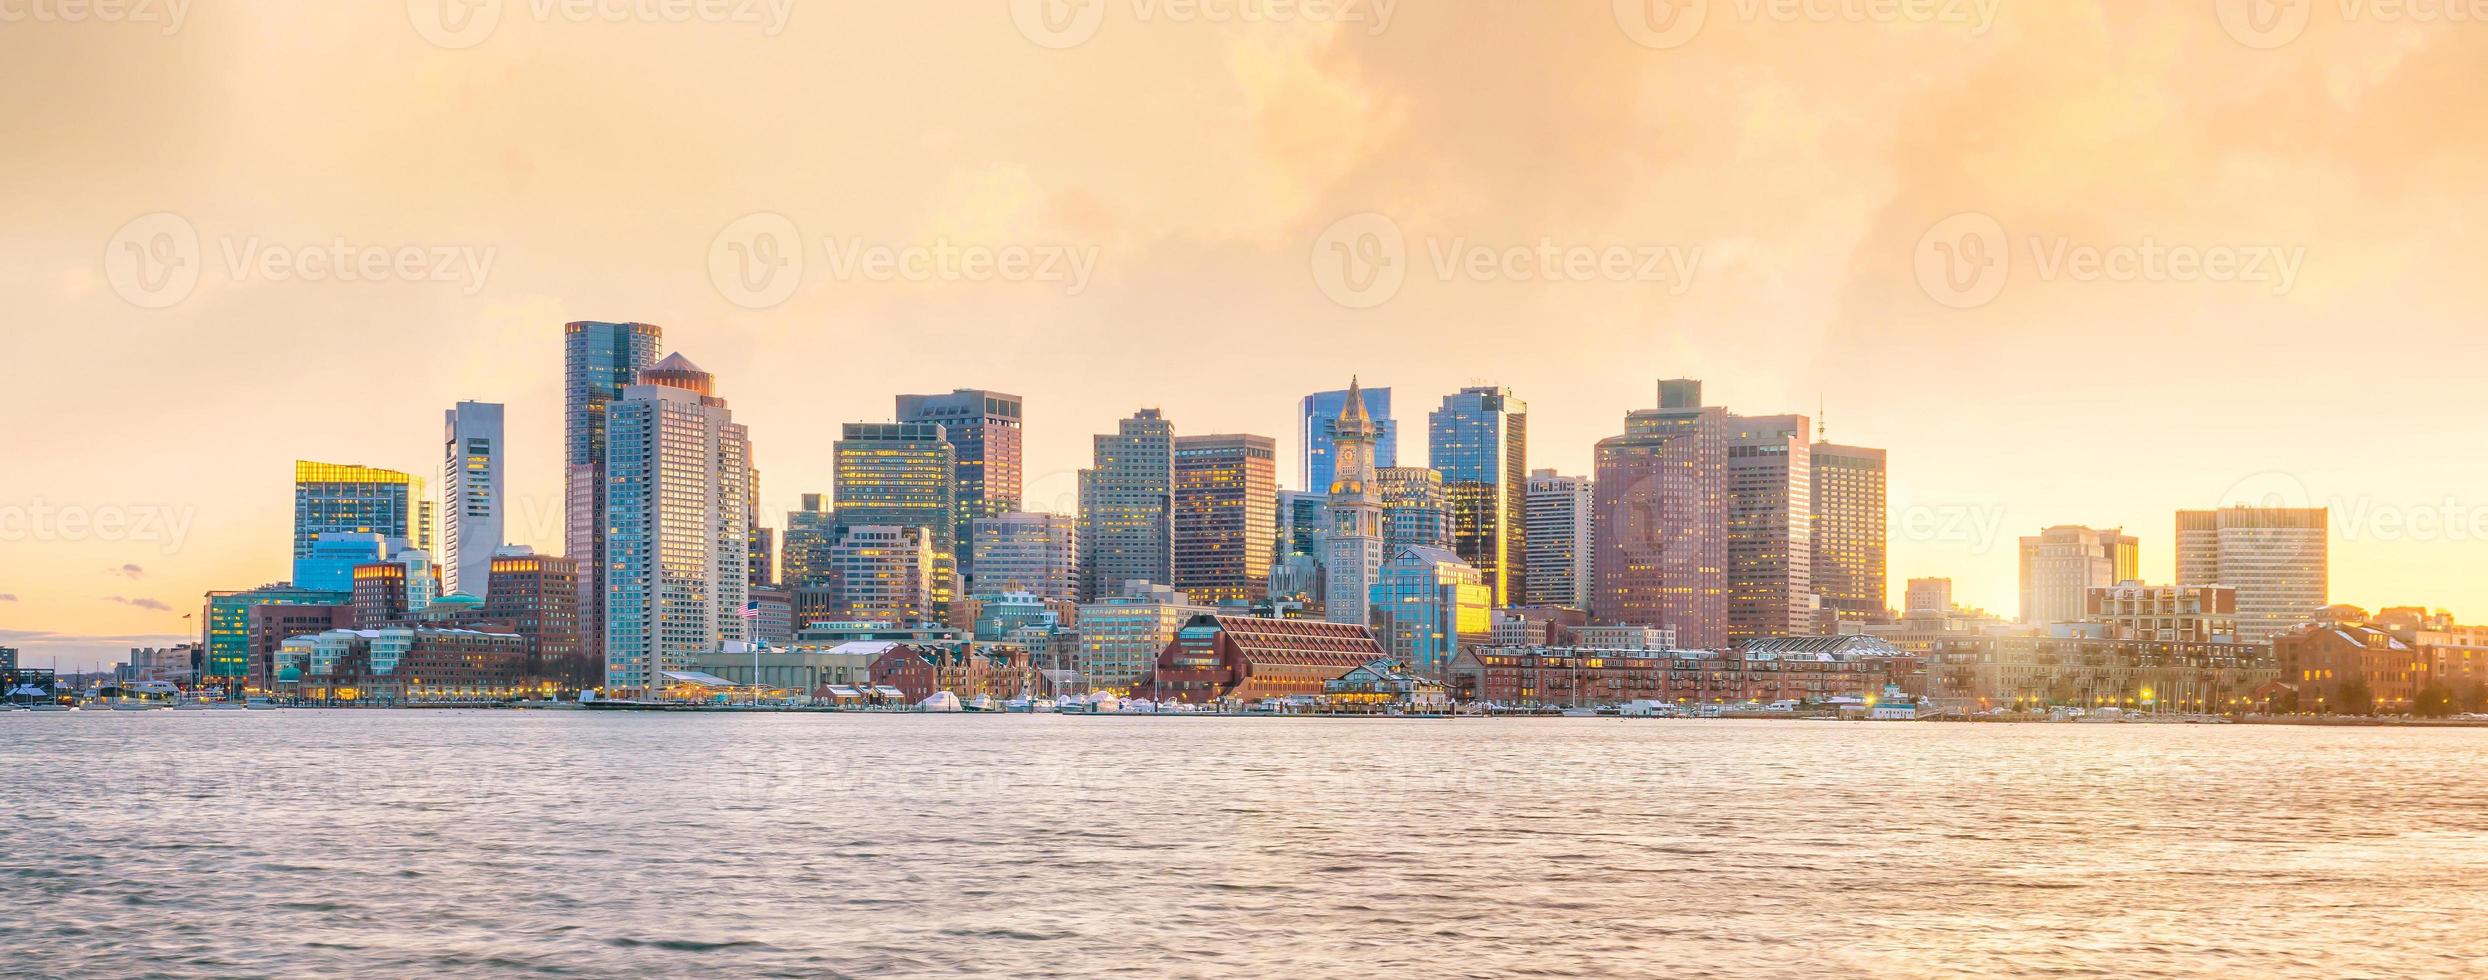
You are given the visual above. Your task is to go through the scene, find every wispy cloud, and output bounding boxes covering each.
[104,595,174,612]
[105,563,146,580]
[0,593,16,602]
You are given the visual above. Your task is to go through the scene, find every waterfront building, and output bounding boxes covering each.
[117,645,199,686]
[970,512,1079,601]
[1078,409,1176,601]
[440,401,505,598]
[835,422,959,617]
[1171,433,1278,604]
[1302,385,1398,494]
[480,549,587,692]
[896,389,1024,589]
[603,353,752,697]
[275,626,531,703]
[1446,635,1918,708]
[822,524,938,626]
[351,550,441,627]
[1325,380,1388,627]
[2085,583,2238,644]
[1323,658,1451,713]
[1494,606,1591,646]
[2418,626,2488,704]
[1573,624,1676,650]
[1592,381,1728,648]
[563,320,663,669]
[1925,632,2277,713]
[1143,613,1386,704]
[293,531,398,593]
[1905,577,1954,616]
[1523,470,1595,609]
[973,591,1060,640]
[1811,443,1888,621]
[2176,506,2329,643]
[2273,621,2418,714]
[294,461,430,587]
[1075,580,1211,692]
[2018,526,2139,626]
[1726,413,1813,643]
[781,493,837,588]
[1370,546,1492,673]
[692,643,886,699]
[1429,386,1528,605]
[1378,466,1451,554]
[748,586,794,647]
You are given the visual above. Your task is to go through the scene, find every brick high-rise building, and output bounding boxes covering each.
[1591,381,1728,649]
[480,549,585,692]
[1079,409,1176,600]
[1811,443,1887,620]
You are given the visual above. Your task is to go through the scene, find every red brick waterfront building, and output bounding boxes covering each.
[1447,636,1919,708]
[2274,623,2420,713]
[1142,614,1385,704]
[867,642,1046,702]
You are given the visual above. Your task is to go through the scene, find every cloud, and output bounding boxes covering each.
[0,594,16,602]
[104,596,174,612]
[106,563,146,580]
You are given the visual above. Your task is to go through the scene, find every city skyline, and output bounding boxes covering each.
[10,5,2488,665]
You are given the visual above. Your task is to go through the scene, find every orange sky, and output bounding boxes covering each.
[4,2,2484,666]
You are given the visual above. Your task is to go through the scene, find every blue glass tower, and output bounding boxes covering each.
[1301,386,1397,494]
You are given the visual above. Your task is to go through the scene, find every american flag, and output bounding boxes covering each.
[738,601,759,620]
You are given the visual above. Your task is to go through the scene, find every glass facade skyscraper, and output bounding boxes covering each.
[1302,386,1397,494]
[1171,433,1278,604]
[1078,409,1176,601]
[896,389,1024,591]
[293,461,429,589]
[834,422,959,618]
[441,401,504,599]
[1378,466,1451,555]
[564,320,662,667]
[603,353,750,697]
[1428,386,1527,606]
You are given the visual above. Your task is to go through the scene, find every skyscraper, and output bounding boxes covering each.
[441,401,504,599]
[834,422,959,618]
[1326,378,1388,626]
[1078,409,1175,600]
[971,512,1080,601]
[1302,386,1397,494]
[480,549,586,692]
[2017,526,2138,626]
[603,353,751,697]
[896,389,1024,590]
[1523,469,1595,609]
[1811,442,1888,620]
[1429,386,1527,605]
[1172,433,1278,604]
[1726,413,1813,642]
[823,524,937,625]
[1378,466,1452,555]
[563,320,662,668]
[781,493,837,588]
[294,461,430,587]
[1592,381,1728,648]
[1370,546,1492,673]
[2176,506,2328,643]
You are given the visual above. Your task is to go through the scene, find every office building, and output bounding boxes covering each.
[1078,409,1176,600]
[1077,581,1212,691]
[835,422,958,617]
[2176,506,2329,643]
[1172,433,1278,604]
[1429,386,1527,605]
[1726,413,1813,643]
[293,461,430,585]
[603,353,752,697]
[563,320,662,668]
[896,389,1024,588]
[201,584,352,686]
[1277,490,1329,561]
[1378,466,1451,554]
[1370,546,1492,673]
[1325,379,1388,626]
[1302,385,1397,494]
[1592,381,1728,649]
[2085,583,2238,644]
[351,549,441,627]
[971,512,1080,601]
[2018,526,2137,626]
[823,524,938,626]
[480,549,587,692]
[1905,577,1954,616]
[293,531,398,593]
[440,401,504,599]
[1811,443,1887,620]
[781,493,837,588]
[1523,470,1595,609]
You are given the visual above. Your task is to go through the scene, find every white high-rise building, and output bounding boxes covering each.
[603,354,751,697]
[441,401,505,599]
[1325,377,1387,626]
[2176,506,2327,643]
[1523,469,1594,608]
[972,512,1080,601]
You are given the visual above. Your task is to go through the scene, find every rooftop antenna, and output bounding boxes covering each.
[1816,393,1827,442]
